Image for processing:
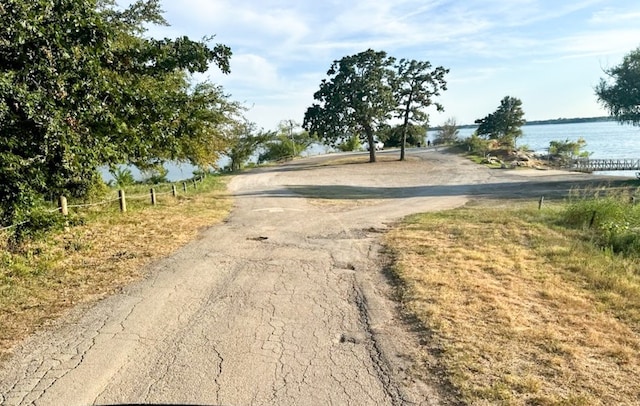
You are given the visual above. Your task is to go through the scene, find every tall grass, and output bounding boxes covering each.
[385,197,640,405]
[560,187,640,256]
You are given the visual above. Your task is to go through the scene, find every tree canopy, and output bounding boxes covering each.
[303,50,448,162]
[303,49,396,163]
[0,0,235,227]
[596,47,640,126]
[475,96,526,149]
[393,59,448,160]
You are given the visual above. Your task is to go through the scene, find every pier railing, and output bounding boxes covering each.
[570,158,640,173]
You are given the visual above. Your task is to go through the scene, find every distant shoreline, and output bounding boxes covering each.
[436,116,614,131]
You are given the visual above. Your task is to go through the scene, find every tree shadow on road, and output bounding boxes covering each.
[234,178,635,201]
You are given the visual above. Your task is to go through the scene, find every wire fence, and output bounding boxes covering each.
[0,176,208,233]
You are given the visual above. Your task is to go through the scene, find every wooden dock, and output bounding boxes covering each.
[570,159,640,173]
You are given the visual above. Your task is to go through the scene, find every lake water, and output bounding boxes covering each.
[429,120,640,178]
[104,121,640,182]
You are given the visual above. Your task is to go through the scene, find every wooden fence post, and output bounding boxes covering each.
[172,184,177,197]
[59,196,68,216]
[538,196,544,210]
[119,190,127,212]
[183,182,187,193]
[150,188,156,205]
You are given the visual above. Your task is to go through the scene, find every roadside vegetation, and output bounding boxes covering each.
[0,175,231,360]
[385,190,640,405]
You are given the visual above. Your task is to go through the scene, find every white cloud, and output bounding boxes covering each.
[115,0,640,129]
[590,7,640,24]
[553,29,640,59]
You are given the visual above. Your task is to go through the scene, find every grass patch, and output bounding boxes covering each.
[386,202,640,405]
[0,175,232,359]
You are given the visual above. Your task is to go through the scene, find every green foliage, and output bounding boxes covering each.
[0,0,234,229]
[548,138,590,164]
[140,165,169,184]
[462,132,492,156]
[303,49,396,162]
[434,118,460,145]
[224,122,274,171]
[11,208,68,246]
[304,50,449,162]
[596,47,640,126]
[377,123,425,148]
[258,136,295,163]
[258,122,315,163]
[475,96,526,149]
[337,135,362,152]
[393,59,448,159]
[110,167,136,187]
[560,189,640,256]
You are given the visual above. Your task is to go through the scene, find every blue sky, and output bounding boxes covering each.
[130,0,640,130]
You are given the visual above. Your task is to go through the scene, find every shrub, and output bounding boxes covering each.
[337,135,361,152]
[560,189,640,255]
[463,132,492,156]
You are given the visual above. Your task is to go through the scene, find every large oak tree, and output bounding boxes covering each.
[303,49,396,163]
[393,59,448,160]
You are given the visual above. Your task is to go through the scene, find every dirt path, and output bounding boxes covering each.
[0,149,621,405]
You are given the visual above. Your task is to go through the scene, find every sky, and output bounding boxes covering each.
[127,0,640,130]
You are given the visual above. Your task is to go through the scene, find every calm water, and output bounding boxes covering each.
[429,121,640,177]
[104,121,640,182]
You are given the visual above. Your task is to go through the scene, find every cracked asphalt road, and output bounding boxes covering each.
[0,149,618,405]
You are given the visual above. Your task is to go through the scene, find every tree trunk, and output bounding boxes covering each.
[365,124,376,163]
[400,92,413,161]
[400,126,407,161]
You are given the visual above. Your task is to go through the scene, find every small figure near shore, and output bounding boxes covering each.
[427,140,432,147]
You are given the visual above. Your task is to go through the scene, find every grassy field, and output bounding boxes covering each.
[0,175,232,360]
[385,199,640,405]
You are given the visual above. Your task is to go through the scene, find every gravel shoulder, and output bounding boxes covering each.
[0,149,627,405]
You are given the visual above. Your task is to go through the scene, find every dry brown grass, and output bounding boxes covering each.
[385,204,640,405]
[0,177,232,359]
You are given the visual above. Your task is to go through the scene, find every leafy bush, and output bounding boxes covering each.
[434,118,460,145]
[463,132,492,156]
[258,136,297,162]
[549,138,590,164]
[560,189,640,255]
[110,167,136,187]
[141,166,169,184]
[377,123,425,147]
[337,135,362,152]
[10,208,68,247]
